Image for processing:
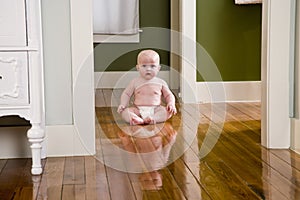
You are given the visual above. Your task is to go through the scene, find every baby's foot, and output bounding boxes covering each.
[143,117,156,125]
[130,115,144,125]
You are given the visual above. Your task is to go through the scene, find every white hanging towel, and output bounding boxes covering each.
[93,0,139,34]
[235,0,262,4]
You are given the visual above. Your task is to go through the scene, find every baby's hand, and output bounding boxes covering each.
[117,105,126,113]
[166,103,177,115]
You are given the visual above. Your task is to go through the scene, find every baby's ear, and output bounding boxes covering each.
[136,64,139,70]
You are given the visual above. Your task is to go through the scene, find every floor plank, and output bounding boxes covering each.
[168,158,211,200]
[106,166,136,200]
[0,159,28,200]
[37,157,65,200]
[63,156,85,185]
[1,90,300,200]
[0,159,7,173]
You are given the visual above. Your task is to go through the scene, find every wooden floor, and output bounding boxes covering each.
[1,89,300,199]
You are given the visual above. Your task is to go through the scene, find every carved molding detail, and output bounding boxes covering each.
[0,57,20,99]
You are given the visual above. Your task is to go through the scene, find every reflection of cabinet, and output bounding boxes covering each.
[0,0,45,175]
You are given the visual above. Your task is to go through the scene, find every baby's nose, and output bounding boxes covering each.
[146,66,152,70]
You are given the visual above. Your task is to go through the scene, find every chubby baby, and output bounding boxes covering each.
[117,49,177,125]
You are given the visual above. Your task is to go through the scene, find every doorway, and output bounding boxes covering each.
[181,0,293,149]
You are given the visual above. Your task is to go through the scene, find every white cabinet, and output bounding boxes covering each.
[0,0,27,46]
[0,52,29,105]
[0,0,45,175]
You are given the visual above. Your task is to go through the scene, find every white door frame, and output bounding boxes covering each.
[69,0,95,155]
[180,0,197,103]
[260,0,294,148]
[181,0,294,148]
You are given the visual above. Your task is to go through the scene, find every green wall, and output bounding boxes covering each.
[94,0,170,71]
[196,0,262,81]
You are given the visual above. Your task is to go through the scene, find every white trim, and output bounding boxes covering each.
[94,71,170,89]
[197,81,261,103]
[169,67,179,90]
[170,0,180,90]
[290,0,300,153]
[93,33,140,43]
[261,0,292,148]
[70,0,95,155]
[291,120,300,153]
[182,0,292,149]
[292,149,300,155]
[0,124,94,159]
[235,0,262,4]
[45,125,92,157]
[94,71,261,102]
[181,0,197,103]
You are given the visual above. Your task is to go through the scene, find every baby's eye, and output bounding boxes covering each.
[141,64,158,68]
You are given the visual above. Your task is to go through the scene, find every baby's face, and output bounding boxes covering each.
[137,55,160,80]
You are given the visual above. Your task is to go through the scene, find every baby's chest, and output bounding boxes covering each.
[135,84,162,96]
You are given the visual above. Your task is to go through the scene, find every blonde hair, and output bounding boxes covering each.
[137,50,160,64]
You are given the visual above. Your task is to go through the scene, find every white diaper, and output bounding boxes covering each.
[138,106,156,119]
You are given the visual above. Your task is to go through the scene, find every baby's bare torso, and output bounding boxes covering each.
[134,83,162,106]
[120,76,174,109]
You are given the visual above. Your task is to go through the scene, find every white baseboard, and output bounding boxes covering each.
[0,124,95,159]
[94,71,170,89]
[196,81,261,103]
[291,149,300,155]
[95,72,261,102]
[46,125,94,157]
[93,33,140,43]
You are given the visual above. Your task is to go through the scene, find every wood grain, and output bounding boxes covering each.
[0,90,299,200]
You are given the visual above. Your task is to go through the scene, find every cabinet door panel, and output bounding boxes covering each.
[0,0,27,46]
[0,52,29,105]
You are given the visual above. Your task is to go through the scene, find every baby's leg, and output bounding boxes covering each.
[149,106,172,124]
[121,107,144,125]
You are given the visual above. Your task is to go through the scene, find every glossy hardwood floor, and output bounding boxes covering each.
[0,89,300,200]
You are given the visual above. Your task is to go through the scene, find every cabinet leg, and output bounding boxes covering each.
[27,124,45,175]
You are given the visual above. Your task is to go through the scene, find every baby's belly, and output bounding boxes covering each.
[134,94,161,106]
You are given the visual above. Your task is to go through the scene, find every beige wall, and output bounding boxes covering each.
[291,1,300,154]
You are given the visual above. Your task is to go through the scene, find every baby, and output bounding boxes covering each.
[117,49,177,125]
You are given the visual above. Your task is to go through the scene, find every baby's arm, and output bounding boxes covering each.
[161,82,177,115]
[118,93,132,113]
[118,80,135,113]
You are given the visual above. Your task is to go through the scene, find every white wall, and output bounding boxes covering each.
[42,0,73,125]
[291,0,300,154]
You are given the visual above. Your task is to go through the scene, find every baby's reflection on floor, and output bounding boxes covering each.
[118,122,177,190]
